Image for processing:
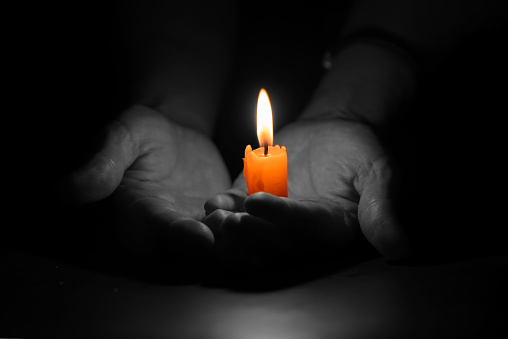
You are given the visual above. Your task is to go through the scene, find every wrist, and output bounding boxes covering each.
[147,85,217,137]
[299,37,420,129]
[132,51,226,137]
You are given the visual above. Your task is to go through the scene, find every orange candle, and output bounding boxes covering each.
[243,89,288,197]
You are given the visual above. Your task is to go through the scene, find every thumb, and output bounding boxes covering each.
[59,120,137,205]
[357,158,411,260]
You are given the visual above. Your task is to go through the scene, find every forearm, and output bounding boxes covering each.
[341,0,504,73]
[118,0,235,136]
[300,0,504,129]
[299,39,418,129]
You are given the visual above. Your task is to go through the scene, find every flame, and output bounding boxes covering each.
[256,88,273,149]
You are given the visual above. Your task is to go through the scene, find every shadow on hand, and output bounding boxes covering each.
[8,199,213,286]
[84,226,380,290]
[9,195,379,288]
[200,235,379,292]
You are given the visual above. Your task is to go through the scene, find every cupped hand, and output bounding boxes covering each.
[60,105,230,257]
[205,118,410,268]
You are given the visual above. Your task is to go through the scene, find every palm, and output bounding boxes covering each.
[116,113,230,221]
[64,105,231,256]
[276,118,387,212]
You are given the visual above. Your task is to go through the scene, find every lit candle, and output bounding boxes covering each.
[243,89,288,197]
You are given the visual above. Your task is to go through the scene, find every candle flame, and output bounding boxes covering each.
[257,88,273,150]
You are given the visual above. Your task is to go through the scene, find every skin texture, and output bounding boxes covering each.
[204,118,411,269]
[61,105,231,257]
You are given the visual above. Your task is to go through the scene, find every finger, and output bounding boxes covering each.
[204,209,290,261]
[203,208,233,237]
[204,188,247,215]
[219,212,296,270]
[221,212,282,241]
[115,193,214,257]
[357,159,411,260]
[59,120,138,205]
[244,192,300,225]
[244,192,358,248]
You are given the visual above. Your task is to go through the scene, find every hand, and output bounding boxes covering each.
[205,118,410,269]
[60,105,230,257]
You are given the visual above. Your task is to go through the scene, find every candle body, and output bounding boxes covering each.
[243,145,288,197]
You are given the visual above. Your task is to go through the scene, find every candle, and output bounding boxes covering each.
[243,89,288,197]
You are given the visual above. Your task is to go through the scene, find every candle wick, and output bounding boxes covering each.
[264,144,268,156]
